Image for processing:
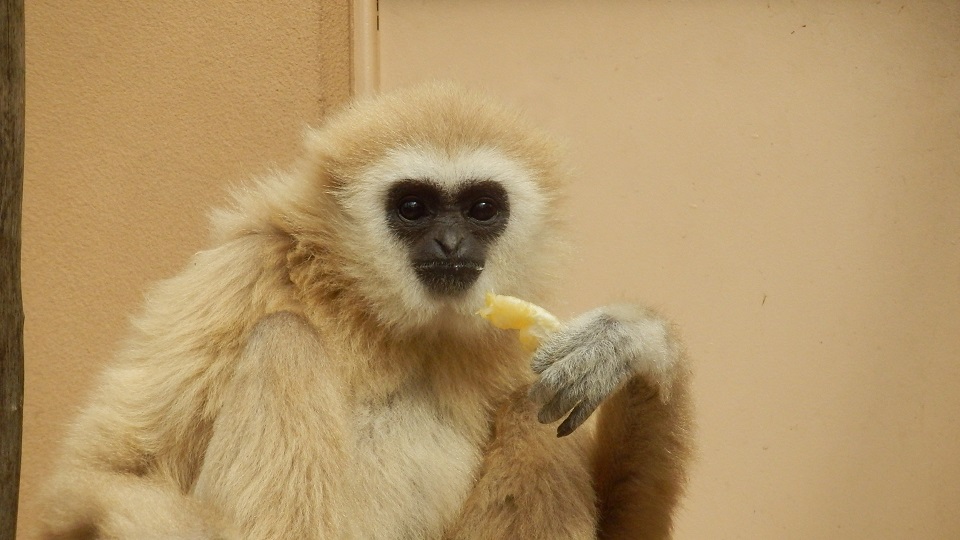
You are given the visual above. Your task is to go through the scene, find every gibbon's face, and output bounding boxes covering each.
[299,84,566,330]
[337,142,552,328]
[384,178,509,296]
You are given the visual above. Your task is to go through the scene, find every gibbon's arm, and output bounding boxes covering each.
[41,239,287,539]
[41,362,235,540]
[443,385,598,540]
[529,304,694,540]
[191,311,356,539]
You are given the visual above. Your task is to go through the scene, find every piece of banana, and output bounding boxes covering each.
[476,292,562,351]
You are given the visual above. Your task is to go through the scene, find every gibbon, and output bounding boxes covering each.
[41,83,694,539]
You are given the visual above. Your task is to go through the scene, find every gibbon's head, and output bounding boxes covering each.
[219,83,569,334]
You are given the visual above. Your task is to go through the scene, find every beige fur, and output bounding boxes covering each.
[41,83,694,539]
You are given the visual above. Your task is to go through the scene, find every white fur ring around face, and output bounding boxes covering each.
[475,292,562,351]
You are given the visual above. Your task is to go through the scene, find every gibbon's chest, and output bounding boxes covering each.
[347,388,484,539]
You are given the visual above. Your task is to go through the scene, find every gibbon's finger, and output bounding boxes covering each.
[531,345,563,375]
[528,375,553,405]
[537,386,582,425]
[556,394,604,437]
[557,398,603,437]
[528,352,581,406]
[530,352,553,375]
[530,331,583,374]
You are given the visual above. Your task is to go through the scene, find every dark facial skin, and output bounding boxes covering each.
[385,179,510,296]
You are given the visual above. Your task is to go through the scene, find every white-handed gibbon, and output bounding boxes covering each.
[41,83,694,540]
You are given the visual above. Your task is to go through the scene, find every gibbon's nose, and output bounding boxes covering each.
[434,229,463,257]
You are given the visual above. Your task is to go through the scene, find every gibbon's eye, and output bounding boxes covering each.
[467,198,498,222]
[398,196,429,221]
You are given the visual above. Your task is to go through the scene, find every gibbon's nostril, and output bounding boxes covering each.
[435,237,458,255]
[435,230,463,256]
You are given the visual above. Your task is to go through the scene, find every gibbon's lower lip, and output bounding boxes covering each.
[414,260,484,295]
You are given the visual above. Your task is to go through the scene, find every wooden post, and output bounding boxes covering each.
[0,0,24,537]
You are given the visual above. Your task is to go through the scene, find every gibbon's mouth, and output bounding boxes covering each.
[413,260,484,296]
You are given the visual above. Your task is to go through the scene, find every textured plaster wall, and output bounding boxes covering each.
[20,1,351,536]
[379,1,960,538]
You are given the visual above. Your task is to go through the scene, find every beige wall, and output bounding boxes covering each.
[20,1,351,536]
[377,1,960,538]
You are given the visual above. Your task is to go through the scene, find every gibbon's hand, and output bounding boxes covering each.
[529,304,676,437]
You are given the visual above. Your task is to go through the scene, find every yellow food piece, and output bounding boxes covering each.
[476,292,562,351]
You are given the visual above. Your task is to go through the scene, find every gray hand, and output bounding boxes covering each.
[529,305,677,437]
